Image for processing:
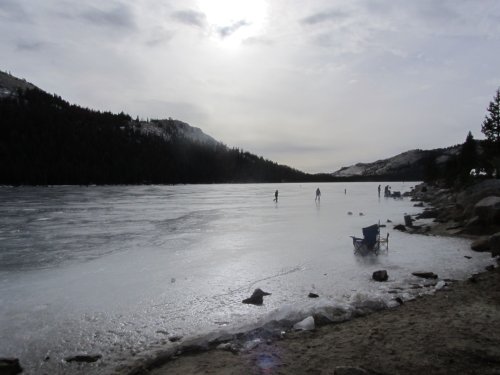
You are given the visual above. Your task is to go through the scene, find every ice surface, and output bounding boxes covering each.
[0,183,495,374]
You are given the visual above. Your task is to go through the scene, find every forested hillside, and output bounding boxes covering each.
[0,87,311,185]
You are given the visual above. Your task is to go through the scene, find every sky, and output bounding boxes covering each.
[1,0,500,173]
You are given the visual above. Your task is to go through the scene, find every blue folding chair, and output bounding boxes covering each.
[350,224,389,255]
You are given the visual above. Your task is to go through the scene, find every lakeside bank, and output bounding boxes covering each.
[127,181,500,375]
[134,266,500,375]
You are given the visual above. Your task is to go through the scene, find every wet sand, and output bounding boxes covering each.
[130,263,500,375]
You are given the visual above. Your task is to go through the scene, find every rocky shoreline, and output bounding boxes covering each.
[403,180,500,239]
[120,180,500,375]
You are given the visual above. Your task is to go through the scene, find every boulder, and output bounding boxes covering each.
[242,288,271,305]
[474,196,500,225]
[293,316,315,331]
[394,224,406,232]
[457,180,500,211]
[0,358,22,375]
[471,237,491,252]
[412,272,438,279]
[489,232,500,257]
[489,232,500,247]
[372,270,388,282]
[463,216,483,235]
[416,209,438,219]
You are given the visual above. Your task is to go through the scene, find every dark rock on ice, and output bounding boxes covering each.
[65,354,102,363]
[372,270,388,282]
[242,288,271,305]
[394,224,406,231]
[308,292,319,298]
[415,208,438,219]
[0,358,23,374]
[471,237,490,252]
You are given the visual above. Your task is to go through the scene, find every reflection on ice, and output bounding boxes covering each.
[0,183,495,374]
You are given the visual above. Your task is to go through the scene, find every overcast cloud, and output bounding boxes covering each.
[1,0,500,173]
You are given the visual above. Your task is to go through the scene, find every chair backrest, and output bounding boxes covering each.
[362,224,379,248]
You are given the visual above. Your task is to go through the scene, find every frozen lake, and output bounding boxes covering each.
[0,183,494,374]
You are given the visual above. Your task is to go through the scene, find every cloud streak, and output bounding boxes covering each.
[216,20,249,38]
[171,9,206,28]
[301,10,349,25]
[78,4,136,29]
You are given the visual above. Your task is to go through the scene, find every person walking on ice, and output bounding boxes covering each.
[274,190,279,202]
[315,188,321,202]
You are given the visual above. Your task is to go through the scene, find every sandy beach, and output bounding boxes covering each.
[131,263,500,375]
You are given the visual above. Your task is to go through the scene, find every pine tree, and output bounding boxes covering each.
[482,88,500,144]
[457,131,478,183]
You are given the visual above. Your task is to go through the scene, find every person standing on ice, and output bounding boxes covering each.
[274,190,279,202]
[315,188,321,202]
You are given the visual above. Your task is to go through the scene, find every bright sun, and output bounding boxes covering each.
[197,0,268,45]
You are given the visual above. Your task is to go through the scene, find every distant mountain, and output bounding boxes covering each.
[0,70,311,185]
[137,118,218,147]
[331,147,461,180]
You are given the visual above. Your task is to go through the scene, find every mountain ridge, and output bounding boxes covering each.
[331,146,461,179]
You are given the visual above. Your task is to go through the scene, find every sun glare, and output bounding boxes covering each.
[197,0,268,46]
